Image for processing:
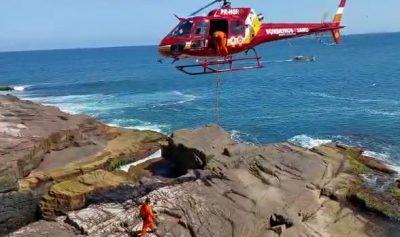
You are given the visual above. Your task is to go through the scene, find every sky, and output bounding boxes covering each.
[0,0,399,52]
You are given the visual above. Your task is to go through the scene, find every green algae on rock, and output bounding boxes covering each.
[0,86,13,91]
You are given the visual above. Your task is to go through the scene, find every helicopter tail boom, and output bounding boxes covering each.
[253,0,347,46]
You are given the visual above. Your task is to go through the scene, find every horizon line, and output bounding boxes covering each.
[1,31,399,54]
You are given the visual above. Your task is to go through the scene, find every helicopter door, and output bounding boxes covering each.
[209,19,229,50]
[191,21,209,49]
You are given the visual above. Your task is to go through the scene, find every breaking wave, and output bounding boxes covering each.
[27,94,172,134]
[23,90,198,116]
[108,118,171,134]
[362,150,400,174]
[13,85,29,91]
[25,94,101,115]
[362,150,390,161]
[289,134,400,174]
[288,135,332,149]
[230,130,260,145]
[4,85,31,91]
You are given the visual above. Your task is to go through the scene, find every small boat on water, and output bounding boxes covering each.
[292,56,316,62]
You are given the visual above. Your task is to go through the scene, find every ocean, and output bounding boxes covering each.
[1,32,399,169]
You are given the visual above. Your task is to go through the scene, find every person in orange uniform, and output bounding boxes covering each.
[140,198,156,237]
[212,31,229,56]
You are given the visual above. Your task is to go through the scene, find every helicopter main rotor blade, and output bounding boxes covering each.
[189,0,222,16]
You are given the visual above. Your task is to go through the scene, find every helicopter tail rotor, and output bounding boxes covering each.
[331,0,347,44]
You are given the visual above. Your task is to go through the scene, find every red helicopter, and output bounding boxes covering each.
[159,0,347,75]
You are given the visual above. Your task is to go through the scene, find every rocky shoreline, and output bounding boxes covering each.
[1,95,399,237]
[0,95,165,235]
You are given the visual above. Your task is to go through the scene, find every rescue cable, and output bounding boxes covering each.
[215,73,221,125]
[215,62,222,125]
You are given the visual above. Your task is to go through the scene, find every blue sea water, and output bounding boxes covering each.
[1,33,399,168]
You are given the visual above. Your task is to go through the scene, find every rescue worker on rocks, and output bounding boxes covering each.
[212,31,229,57]
[140,197,156,237]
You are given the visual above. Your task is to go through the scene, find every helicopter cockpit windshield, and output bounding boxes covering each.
[171,20,194,38]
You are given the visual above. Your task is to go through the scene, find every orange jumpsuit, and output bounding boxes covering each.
[140,203,155,237]
[213,31,229,56]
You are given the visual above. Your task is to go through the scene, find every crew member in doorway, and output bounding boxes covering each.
[212,31,229,57]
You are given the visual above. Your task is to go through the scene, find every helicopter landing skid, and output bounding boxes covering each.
[176,49,263,75]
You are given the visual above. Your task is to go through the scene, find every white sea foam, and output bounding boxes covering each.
[125,125,167,134]
[152,90,197,107]
[310,92,400,105]
[27,94,101,115]
[362,150,400,174]
[230,130,259,145]
[26,93,173,134]
[12,85,29,91]
[362,150,390,161]
[164,91,196,105]
[230,130,242,142]
[290,136,400,174]
[108,118,170,134]
[288,135,332,149]
[365,109,400,117]
[24,90,198,117]
[29,94,96,102]
[120,149,162,172]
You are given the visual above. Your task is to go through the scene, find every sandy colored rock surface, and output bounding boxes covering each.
[8,218,83,237]
[13,125,397,237]
[0,95,166,235]
[3,97,399,237]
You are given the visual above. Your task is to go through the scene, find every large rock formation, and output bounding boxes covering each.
[13,125,399,237]
[0,95,166,235]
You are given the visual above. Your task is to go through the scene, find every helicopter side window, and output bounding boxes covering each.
[171,20,194,38]
[230,20,245,36]
[195,21,208,36]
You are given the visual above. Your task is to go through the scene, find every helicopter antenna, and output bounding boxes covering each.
[189,0,231,16]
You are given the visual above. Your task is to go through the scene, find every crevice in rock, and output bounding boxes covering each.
[254,162,281,183]
[269,213,294,228]
[87,171,223,206]
[275,164,304,181]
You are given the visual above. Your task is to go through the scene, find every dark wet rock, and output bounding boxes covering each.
[391,181,400,201]
[0,162,18,192]
[0,189,42,235]
[162,124,235,173]
[357,155,397,174]
[0,86,13,91]
[348,186,400,221]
